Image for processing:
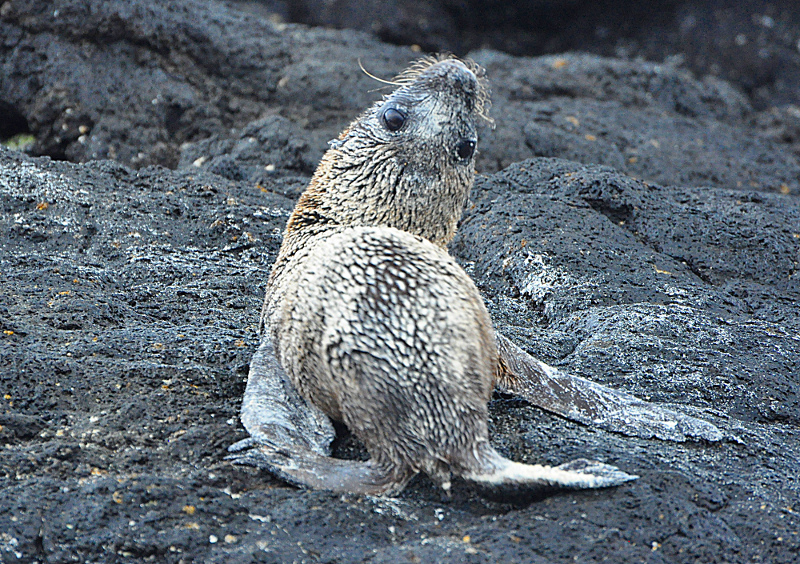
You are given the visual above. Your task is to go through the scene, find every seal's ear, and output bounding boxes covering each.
[494,332,725,442]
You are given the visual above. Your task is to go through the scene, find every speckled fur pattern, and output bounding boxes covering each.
[277,226,496,485]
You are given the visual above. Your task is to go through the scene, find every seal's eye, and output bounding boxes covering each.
[382,108,406,132]
[455,139,476,161]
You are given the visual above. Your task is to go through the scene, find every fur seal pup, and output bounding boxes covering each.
[228,56,722,497]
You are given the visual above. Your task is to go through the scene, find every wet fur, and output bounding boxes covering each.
[249,57,636,493]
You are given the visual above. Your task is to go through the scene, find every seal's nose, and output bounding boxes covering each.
[430,59,478,96]
[455,138,476,161]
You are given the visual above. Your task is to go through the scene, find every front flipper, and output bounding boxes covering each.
[231,333,335,456]
[227,334,414,494]
[494,332,724,442]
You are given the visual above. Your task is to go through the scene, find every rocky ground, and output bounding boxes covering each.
[1,0,799,563]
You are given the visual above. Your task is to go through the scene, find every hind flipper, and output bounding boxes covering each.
[466,448,636,489]
[494,332,724,442]
[464,446,637,501]
[228,439,413,495]
[227,334,413,495]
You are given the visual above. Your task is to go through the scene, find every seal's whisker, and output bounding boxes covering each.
[359,58,403,86]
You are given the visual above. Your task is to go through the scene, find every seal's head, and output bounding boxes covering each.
[287,56,491,247]
[350,55,492,168]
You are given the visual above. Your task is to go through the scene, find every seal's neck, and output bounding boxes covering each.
[281,147,472,252]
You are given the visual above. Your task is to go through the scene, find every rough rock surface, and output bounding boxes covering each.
[259,0,800,110]
[1,0,799,563]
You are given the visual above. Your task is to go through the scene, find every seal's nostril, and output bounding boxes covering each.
[452,68,477,93]
[455,139,476,161]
